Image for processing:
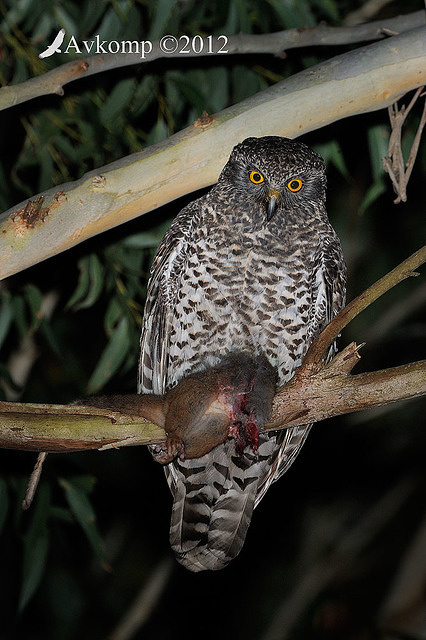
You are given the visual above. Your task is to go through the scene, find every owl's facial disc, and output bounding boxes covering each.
[267,189,280,221]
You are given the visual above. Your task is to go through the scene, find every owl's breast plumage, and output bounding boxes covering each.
[167,202,320,389]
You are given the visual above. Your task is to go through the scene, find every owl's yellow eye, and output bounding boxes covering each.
[287,179,303,192]
[249,171,264,184]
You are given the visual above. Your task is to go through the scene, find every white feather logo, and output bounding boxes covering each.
[39,29,66,59]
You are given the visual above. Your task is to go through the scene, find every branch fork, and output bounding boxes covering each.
[383,86,426,203]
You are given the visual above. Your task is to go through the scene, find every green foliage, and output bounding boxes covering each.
[87,315,131,393]
[58,476,106,564]
[10,475,105,613]
[19,483,50,612]
[359,124,389,213]
[0,0,425,638]
[66,254,105,311]
[314,139,350,180]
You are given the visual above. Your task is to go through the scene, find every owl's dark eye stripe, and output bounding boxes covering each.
[287,178,303,192]
[249,170,264,184]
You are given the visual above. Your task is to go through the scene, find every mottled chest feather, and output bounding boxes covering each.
[165,197,335,386]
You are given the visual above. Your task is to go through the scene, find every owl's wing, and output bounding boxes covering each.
[325,236,346,310]
[138,201,201,396]
[305,233,347,346]
[254,234,347,505]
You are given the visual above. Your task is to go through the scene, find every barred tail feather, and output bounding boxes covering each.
[171,484,256,572]
[167,436,280,572]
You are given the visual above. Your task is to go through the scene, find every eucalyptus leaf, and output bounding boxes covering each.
[19,531,49,612]
[359,178,387,214]
[205,67,229,113]
[19,483,51,612]
[104,296,122,333]
[80,2,107,33]
[100,78,136,126]
[314,140,350,179]
[53,5,78,35]
[266,0,316,28]
[172,77,208,113]
[146,118,169,146]
[55,134,80,164]
[37,147,55,192]
[234,0,254,33]
[67,257,90,310]
[58,477,106,563]
[367,124,389,182]
[133,76,157,118]
[223,0,239,33]
[67,254,104,311]
[311,0,340,22]
[0,297,13,352]
[79,254,104,309]
[148,0,176,40]
[11,295,27,340]
[97,6,122,41]
[86,315,130,393]
[122,221,171,249]
[23,283,43,329]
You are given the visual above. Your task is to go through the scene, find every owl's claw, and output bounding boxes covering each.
[149,437,185,464]
[167,434,185,460]
[149,441,173,464]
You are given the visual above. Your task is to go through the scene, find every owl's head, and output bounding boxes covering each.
[217,136,326,221]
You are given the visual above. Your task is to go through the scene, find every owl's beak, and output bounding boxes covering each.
[267,189,280,221]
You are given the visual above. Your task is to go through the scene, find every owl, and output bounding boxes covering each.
[138,136,346,571]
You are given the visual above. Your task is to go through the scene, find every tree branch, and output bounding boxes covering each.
[0,399,165,452]
[0,248,424,454]
[0,12,423,112]
[269,346,425,430]
[301,244,426,373]
[1,27,425,282]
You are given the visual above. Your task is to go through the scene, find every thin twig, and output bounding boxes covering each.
[22,452,48,510]
[382,87,426,203]
[404,93,426,186]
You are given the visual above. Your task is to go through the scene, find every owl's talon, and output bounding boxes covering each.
[150,442,174,464]
[166,434,185,460]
